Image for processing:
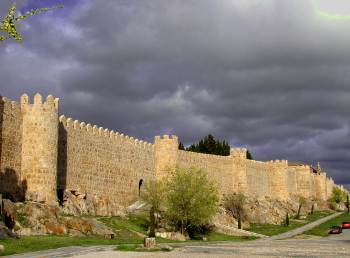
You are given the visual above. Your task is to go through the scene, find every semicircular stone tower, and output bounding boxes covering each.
[20,93,59,204]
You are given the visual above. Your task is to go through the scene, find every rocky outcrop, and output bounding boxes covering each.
[1,199,114,238]
[61,190,126,217]
[214,223,266,238]
[245,197,299,224]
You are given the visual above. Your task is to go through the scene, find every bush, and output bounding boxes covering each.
[140,179,166,237]
[223,193,247,229]
[329,187,346,204]
[165,167,219,235]
[186,224,214,239]
[329,201,338,211]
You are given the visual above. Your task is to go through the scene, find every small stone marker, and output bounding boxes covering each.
[0,244,5,252]
[144,237,156,248]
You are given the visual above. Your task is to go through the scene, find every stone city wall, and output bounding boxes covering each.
[294,165,315,199]
[245,160,271,198]
[0,96,23,200]
[177,149,233,196]
[58,115,155,207]
[0,93,344,209]
[285,168,298,197]
[20,94,59,204]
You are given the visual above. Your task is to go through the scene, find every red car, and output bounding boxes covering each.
[341,222,350,229]
[329,226,342,234]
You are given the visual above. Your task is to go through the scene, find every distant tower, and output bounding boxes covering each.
[231,148,248,194]
[154,135,178,179]
[20,93,59,204]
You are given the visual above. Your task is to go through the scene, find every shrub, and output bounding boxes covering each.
[165,167,219,235]
[329,187,346,204]
[140,179,166,237]
[223,193,247,229]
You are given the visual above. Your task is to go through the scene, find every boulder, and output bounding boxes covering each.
[155,231,186,241]
[0,244,4,252]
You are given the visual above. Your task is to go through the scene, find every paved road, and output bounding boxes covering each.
[264,212,342,240]
[72,238,350,258]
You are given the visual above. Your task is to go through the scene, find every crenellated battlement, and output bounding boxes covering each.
[59,115,154,148]
[155,134,178,141]
[20,93,59,111]
[268,159,288,167]
[1,96,21,113]
[231,148,247,159]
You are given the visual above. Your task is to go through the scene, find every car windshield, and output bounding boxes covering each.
[342,222,350,224]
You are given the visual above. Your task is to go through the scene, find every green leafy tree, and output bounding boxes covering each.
[140,179,166,237]
[165,167,219,235]
[223,193,246,229]
[347,195,350,213]
[0,2,63,42]
[184,134,231,156]
[178,141,185,150]
[330,187,346,204]
[246,150,253,160]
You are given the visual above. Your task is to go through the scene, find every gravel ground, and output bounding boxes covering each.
[72,235,350,258]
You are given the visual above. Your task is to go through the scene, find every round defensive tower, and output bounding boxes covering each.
[20,93,59,204]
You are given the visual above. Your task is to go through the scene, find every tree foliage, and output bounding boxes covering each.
[0,2,63,42]
[223,193,246,229]
[165,167,219,235]
[180,134,231,156]
[330,187,347,204]
[246,150,253,160]
[140,179,166,237]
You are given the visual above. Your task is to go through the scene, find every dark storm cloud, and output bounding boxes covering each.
[1,0,350,187]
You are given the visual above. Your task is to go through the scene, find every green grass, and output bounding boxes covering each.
[0,214,256,256]
[305,212,350,237]
[248,210,334,236]
[116,244,142,251]
[98,214,149,235]
[0,234,143,257]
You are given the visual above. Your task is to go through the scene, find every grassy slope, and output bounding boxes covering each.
[304,212,350,237]
[0,213,253,256]
[0,234,143,257]
[248,210,334,236]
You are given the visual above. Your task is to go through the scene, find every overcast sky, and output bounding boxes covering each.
[1,0,350,188]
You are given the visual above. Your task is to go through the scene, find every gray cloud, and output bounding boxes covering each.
[1,0,350,188]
